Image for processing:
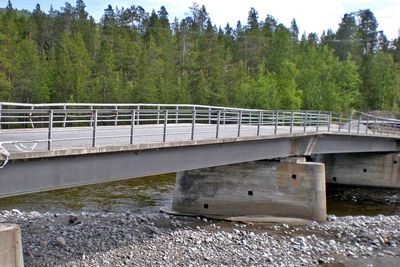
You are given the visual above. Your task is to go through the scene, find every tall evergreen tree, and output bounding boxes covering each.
[12,39,50,102]
[358,9,378,55]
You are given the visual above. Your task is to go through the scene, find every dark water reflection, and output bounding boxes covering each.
[326,184,400,216]
[1,175,400,217]
[0,174,175,213]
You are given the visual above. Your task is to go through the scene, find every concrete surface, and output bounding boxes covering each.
[0,224,24,267]
[0,132,398,198]
[321,153,400,188]
[170,159,326,222]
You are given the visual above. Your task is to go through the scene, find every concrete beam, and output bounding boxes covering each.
[0,133,398,198]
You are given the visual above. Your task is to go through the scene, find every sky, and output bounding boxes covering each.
[6,0,400,40]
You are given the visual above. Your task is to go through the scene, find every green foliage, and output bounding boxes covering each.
[0,2,398,112]
[12,39,50,102]
[361,53,400,111]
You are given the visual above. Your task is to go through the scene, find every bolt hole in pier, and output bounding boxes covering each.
[291,174,297,179]
[248,190,253,196]
[332,177,337,182]
[363,168,367,173]
[203,204,209,209]
[394,160,398,164]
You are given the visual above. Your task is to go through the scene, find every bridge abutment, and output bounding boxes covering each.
[0,224,24,267]
[168,158,326,222]
[320,153,400,188]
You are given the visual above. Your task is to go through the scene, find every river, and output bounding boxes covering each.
[1,174,400,217]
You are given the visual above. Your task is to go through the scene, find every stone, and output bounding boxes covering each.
[29,211,41,218]
[56,236,66,246]
[11,209,22,215]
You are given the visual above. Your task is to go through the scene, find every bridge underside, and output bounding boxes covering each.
[0,133,398,198]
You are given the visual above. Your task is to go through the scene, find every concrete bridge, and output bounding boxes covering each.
[0,102,399,223]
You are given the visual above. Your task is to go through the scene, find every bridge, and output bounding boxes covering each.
[0,102,400,222]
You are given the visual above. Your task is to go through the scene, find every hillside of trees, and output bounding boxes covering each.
[0,0,399,111]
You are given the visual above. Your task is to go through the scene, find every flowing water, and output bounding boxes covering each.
[0,174,176,213]
[1,174,400,217]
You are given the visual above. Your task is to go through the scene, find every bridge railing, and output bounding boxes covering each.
[0,102,399,152]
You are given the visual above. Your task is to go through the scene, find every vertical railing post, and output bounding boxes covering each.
[374,117,377,134]
[29,106,34,128]
[163,110,168,142]
[216,110,221,139]
[208,107,211,124]
[137,105,140,125]
[237,110,242,137]
[175,106,179,124]
[381,119,384,135]
[366,115,369,134]
[339,113,342,132]
[191,109,196,140]
[48,110,53,150]
[348,111,353,133]
[357,115,361,134]
[0,103,2,130]
[114,105,118,126]
[303,111,308,133]
[223,109,226,125]
[63,104,67,127]
[327,112,332,132]
[92,110,97,147]
[290,111,294,134]
[316,111,320,132]
[130,109,136,145]
[257,111,261,136]
[274,111,278,135]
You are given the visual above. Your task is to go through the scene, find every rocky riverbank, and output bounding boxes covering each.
[1,209,399,266]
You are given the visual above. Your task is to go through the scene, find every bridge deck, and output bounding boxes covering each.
[0,124,340,153]
[0,103,399,198]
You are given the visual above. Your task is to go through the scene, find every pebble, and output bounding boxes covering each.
[56,236,66,246]
[0,211,399,267]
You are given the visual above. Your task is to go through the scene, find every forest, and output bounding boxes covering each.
[0,0,399,111]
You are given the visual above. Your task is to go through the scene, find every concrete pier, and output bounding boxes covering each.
[170,158,326,222]
[321,153,400,188]
[0,224,24,267]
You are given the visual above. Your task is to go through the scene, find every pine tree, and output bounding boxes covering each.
[358,9,378,55]
[12,39,50,102]
[0,4,18,101]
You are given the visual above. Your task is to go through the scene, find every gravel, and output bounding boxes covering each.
[1,209,400,266]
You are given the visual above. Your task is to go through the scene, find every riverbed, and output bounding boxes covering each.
[1,174,400,266]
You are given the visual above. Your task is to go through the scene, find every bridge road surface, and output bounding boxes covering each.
[0,124,341,153]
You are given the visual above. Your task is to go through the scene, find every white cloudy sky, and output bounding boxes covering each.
[10,0,400,40]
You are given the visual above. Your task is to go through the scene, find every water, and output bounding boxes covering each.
[1,174,400,217]
[326,184,400,216]
[0,174,175,213]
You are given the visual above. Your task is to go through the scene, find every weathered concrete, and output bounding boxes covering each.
[170,159,326,222]
[320,153,400,188]
[0,224,24,267]
[0,133,398,198]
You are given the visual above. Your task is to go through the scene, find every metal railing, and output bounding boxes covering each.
[0,102,399,153]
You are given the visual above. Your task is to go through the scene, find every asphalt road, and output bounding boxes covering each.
[0,123,333,153]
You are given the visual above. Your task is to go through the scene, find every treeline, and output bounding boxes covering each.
[0,0,399,111]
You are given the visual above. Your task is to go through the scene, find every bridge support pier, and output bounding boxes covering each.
[0,224,24,267]
[321,153,400,188]
[168,158,326,222]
